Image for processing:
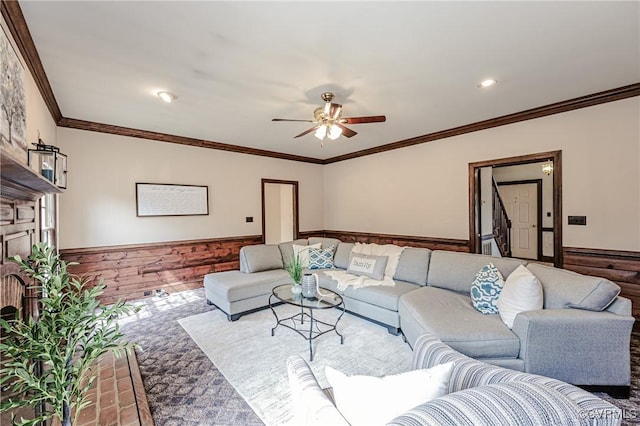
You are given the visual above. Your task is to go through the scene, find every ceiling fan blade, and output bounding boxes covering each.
[294,126,320,138]
[272,118,314,122]
[335,123,357,138]
[342,115,386,124]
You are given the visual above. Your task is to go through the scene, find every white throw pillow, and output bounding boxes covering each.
[292,243,321,268]
[346,253,388,280]
[325,362,454,426]
[497,264,544,329]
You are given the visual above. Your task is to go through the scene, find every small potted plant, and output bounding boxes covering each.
[285,253,303,295]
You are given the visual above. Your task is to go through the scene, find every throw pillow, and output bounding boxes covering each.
[346,253,388,280]
[497,265,544,328]
[292,243,321,268]
[470,263,505,314]
[325,362,454,426]
[308,246,335,269]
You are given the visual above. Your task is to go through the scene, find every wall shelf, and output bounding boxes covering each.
[1,150,63,200]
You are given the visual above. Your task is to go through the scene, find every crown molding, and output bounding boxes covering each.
[4,1,639,165]
[57,118,324,164]
[323,82,640,164]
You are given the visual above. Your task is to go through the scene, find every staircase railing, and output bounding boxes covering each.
[492,178,511,257]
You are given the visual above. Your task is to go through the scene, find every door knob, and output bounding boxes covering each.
[532,224,537,228]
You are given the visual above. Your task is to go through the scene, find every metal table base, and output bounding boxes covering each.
[269,290,344,361]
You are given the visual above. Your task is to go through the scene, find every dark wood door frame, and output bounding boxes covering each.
[496,179,543,261]
[469,150,562,267]
[261,179,299,244]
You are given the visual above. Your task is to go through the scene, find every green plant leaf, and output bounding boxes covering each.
[1,243,136,425]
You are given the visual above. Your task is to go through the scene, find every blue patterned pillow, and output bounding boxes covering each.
[470,263,504,314]
[309,246,335,270]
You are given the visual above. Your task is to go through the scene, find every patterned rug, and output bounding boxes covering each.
[120,288,640,425]
[119,289,262,426]
[178,304,412,425]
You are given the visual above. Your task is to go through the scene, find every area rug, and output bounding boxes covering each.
[178,304,413,425]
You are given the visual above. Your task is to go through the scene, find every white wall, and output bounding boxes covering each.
[280,184,294,242]
[57,128,324,248]
[325,98,640,252]
[263,183,281,244]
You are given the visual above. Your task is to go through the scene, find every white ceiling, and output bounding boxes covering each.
[19,1,640,160]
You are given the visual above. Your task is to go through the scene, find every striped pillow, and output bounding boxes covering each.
[388,381,583,426]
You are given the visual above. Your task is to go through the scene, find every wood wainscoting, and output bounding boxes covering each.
[60,235,262,305]
[299,230,470,252]
[563,247,640,319]
[61,231,467,305]
[60,231,638,320]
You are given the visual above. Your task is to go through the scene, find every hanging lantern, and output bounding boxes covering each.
[28,139,67,189]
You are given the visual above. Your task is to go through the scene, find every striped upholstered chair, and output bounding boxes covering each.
[287,332,622,426]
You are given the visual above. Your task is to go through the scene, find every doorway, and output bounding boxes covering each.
[261,179,299,244]
[497,181,541,260]
[469,151,562,267]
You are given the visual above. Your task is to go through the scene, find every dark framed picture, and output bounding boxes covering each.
[136,183,209,217]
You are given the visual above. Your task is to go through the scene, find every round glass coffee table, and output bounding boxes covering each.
[269,284,345,361]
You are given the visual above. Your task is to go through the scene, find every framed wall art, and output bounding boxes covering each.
[136,183,209,217]
[0,25,27,162]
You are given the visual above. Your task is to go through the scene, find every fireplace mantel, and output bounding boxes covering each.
[1,150,63,200]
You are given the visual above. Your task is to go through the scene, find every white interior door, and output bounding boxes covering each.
[498,183,538,260]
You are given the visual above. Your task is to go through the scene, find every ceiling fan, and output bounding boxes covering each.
[272,92,386,144]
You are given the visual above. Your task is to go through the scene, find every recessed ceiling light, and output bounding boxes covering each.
[156,91,177,103]
[478,79,497,88]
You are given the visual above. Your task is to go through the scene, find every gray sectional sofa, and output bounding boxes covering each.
[287,333,623,425]
[203,237,635,394]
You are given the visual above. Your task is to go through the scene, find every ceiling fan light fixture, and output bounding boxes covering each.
[272,91,385,142]
[156,90,177,103]
[328,125,342,140]
[314,125,328,140]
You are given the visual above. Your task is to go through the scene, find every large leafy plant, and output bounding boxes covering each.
[0,243,133,426]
